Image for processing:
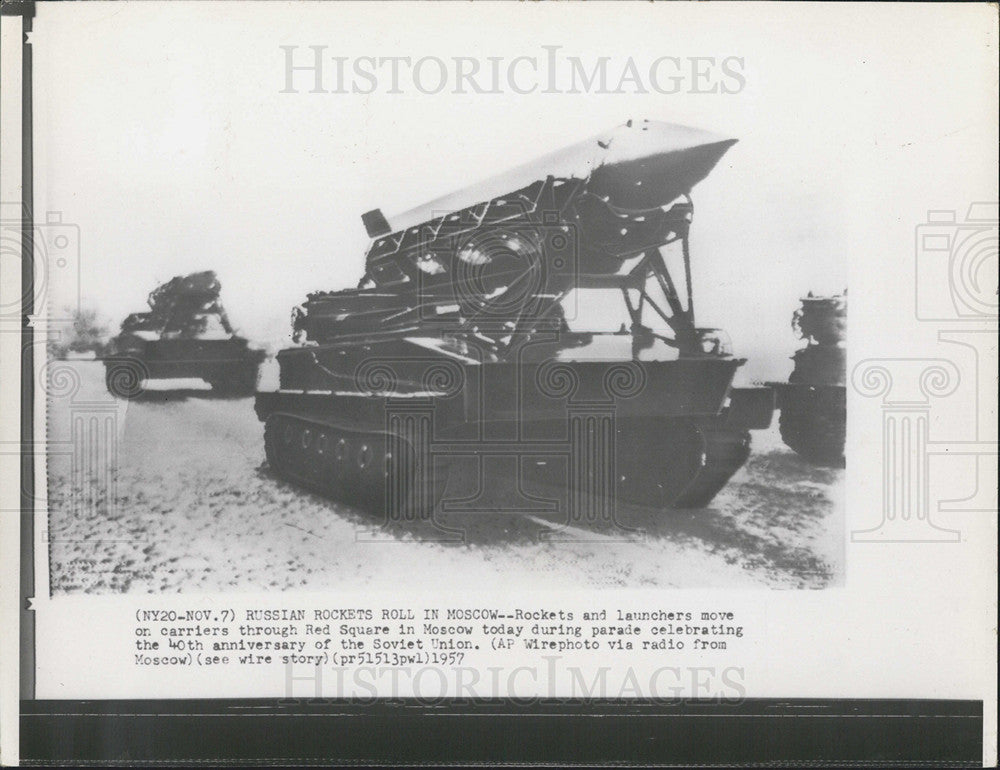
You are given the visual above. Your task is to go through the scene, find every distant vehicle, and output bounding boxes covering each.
[103,271,265,398]
[772,292,847,467]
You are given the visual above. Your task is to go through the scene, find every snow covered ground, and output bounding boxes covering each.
[46,362,843,594]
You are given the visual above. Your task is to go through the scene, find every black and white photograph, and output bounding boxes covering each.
[44,123,847,594]
[36,11,849,595]
[1,1,995,766]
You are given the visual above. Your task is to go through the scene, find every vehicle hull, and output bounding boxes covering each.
[256,356,771,516]
[104,338,265,397]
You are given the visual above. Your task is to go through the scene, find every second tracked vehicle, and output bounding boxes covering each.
[256,120,775,519]
[104,271,265,398]
[774,292,847,467]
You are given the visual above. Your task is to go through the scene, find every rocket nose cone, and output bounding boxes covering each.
[588,121,738,211]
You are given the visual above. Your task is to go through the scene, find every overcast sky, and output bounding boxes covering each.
[32,2,997,381]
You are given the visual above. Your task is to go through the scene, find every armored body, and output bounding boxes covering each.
[256,121,774,517]
[104,271,265,397]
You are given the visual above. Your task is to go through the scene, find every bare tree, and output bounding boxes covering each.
[48,306,112,359]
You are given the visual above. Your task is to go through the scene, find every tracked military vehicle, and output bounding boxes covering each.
[104,271,265,398]
[774,293,847,467]
[255,120,774,518]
